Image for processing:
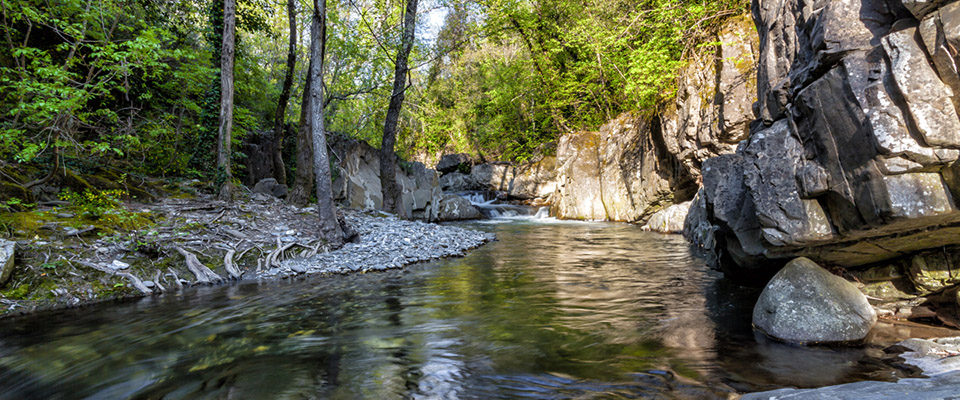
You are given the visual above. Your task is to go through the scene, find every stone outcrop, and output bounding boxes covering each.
[753,257,878,343]
[439,159,558,202]
[551,15,758,222]
[689,0,960,285]
[0,240,14,287]
[328,135,479,221]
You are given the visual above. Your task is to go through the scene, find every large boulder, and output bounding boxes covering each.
[435,153,472,175]
[753,258,877,344]
[436,194,482,221]
[252,178,288,198]
[0,240,14,287]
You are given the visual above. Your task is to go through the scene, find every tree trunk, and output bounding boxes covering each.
[288,64,314,206]
[271,0,298,185]
[217,0,237,201]
[379,0,419,215]
[310,0,344,246]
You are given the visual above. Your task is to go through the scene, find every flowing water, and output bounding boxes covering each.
[0,217,909,399]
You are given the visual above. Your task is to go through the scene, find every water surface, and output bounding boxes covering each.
[0,218,907,399]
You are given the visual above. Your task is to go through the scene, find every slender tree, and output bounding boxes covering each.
[272,0,298,185]
[216,0,237,201]
[379,0,419,215]
[310,0,344,245]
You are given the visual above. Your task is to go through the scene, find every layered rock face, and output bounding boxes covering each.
[691,0,960,282]
[550,16,759,222]
[328,135,479,221]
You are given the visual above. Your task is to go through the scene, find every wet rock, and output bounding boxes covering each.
[435,153,472,175]
[436,194,482,221]
[642,202,691,234]
[0,240,14,287]
[253,178,288,198]
[753,258,877,344]
[742,370,960,399]
[898,336,960,375]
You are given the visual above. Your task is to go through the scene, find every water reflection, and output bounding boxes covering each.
[0,220,908,399]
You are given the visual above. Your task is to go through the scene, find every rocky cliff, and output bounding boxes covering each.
[439,16,759,223]
[687,0,960,291]
[549,15,759,222]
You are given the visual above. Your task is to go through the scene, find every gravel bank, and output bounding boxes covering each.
[268,212,495,278]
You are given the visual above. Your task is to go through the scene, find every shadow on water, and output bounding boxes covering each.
[0,219,914,399]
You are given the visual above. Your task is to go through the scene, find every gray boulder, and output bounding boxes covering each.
[0,240,14,287]
[753,257,877,344]
[437,194,482,221]
[435,153,472,175]
[252,178,288,198]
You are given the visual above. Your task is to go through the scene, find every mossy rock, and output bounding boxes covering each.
[82,173,122,191]
[0,181,34,206]
[57,169,95,193]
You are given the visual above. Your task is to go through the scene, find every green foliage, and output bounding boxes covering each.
[408,0,749,162]
[59,189,127,219]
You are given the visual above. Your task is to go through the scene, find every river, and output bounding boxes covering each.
[0,216,910,399]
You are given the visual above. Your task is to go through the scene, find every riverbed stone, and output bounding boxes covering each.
[0,240,14,287]
[753,257,877,344]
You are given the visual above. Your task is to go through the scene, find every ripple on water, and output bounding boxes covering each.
[0,220,917,398]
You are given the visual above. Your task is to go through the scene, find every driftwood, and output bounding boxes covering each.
[223,249,243,280]
[153,269,166,293]
[79,261,152,295]
[174,246,224,285]
[167,268,184,291]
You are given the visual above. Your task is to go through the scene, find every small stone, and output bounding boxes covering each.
[56,213,75,219]
[143,281,156,288]
[111,260,130,270]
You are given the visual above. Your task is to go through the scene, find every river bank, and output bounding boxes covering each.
[0,185,493,319]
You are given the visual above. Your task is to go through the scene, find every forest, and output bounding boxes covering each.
[0,0,747,207]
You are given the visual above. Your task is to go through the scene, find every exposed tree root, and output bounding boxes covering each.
[174,246,224,285]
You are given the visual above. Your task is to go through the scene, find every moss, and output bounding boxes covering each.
[1,284,30,300]
[82,173,122,191]
[0,181,33,204]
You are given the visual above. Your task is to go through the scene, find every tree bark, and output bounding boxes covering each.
[217,0,237,201]
[310,0,344,246]
[271,0,298,185]
[379,0,419,215]
[288,64,314,206]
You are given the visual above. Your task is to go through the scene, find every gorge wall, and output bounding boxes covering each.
[687,0,960,292]
[439,15,759,225]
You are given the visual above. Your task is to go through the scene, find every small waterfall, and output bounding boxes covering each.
[460,191,541,220]
[533,207,550,219]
